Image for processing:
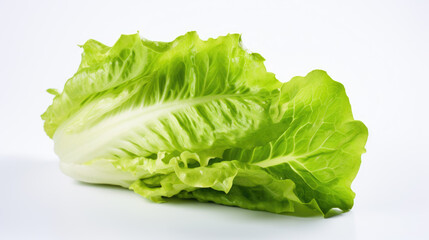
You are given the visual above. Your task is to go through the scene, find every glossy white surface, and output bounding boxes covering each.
[1,0,428,239]
[0,158,426,240]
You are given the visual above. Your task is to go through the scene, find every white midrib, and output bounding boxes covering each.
[53,94,240,164]
[252,155,298,168]
[252,152,315,168]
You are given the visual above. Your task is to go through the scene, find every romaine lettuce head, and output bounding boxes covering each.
[42,32,367,217]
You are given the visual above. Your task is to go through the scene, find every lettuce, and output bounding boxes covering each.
[42,32,368,216]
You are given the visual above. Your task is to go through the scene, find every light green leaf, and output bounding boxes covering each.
[223,70,368,214]
[43,32,283,186]
[42,32,368,217]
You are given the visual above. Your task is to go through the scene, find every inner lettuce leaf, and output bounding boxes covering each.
[42,32,368,217]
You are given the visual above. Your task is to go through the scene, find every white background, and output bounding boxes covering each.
[1,0,428,239]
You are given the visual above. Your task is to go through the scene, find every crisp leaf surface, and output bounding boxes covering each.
[42,32,368,216]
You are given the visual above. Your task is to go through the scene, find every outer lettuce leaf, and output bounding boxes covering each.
[222,70,368,214]
[112,71,367,215]
[112,151,303,213]
[42,32,280,138]
[42,32,368,217]
[43,32,283,186]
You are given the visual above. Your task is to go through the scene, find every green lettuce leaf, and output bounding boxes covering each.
[43,32,283,185]
[42,32,367,217]
[221,70,368,214]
